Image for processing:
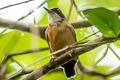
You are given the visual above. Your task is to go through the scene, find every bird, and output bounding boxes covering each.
[44,7,77,78]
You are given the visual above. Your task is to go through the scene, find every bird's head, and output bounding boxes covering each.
[44,7,65,26]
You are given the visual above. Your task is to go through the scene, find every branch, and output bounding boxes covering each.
[76,60,106,77]
[23,36,120,80]
[0,18,91,39]
[8,68,63,80]
[81,65,120,78]
[0,0,34,10]
[8,70,33,80]
[67,0,74,20]
[76,58,120,78]
[0,47,49,76]
[10,58,24,68]
[17,0,46,21]
[108,45,120,60]
[73,0,85,19]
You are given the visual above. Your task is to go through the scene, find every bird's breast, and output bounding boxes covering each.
[46,25,75,58]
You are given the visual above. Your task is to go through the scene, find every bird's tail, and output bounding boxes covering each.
[62,59,76,78]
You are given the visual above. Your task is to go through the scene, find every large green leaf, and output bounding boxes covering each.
[83,7,120,37]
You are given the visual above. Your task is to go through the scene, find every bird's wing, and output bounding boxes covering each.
[67,24,77,42]
[66,24,78,61]
[45,27,52,53]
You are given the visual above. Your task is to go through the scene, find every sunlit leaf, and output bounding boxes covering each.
[83,7,120,37]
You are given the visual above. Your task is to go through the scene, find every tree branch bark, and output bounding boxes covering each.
[8,70,33,80]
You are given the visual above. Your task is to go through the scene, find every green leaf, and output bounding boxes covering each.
[83,7,120,37]
[0,30,21,63]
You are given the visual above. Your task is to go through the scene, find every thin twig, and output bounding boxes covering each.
[108,45,120,60]
[17,10,34,21]
[91,26,100,37]
[0,0,34,10]
[7,70,33,80]
[17,0,46,21]
[67,0,74,20]
[11,58,24,69]
[1,47,49,65]
[73,0,85,19]
[73,31,99,45]
[79,31,99,42]
[94,44,109,65]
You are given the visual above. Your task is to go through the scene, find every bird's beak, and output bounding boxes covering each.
[43,7,53,13]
